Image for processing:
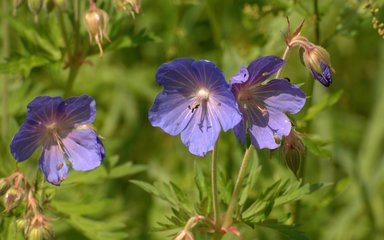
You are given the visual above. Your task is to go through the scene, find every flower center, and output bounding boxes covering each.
[188,88,210,113]
[237,87,268,116]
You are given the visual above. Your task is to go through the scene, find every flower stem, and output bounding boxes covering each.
[222,145,253,228]
[275,46,291,79]
[2,0,10,138]
[211,140,220,230]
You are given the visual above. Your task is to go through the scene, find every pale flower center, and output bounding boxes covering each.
[188,88,210,113]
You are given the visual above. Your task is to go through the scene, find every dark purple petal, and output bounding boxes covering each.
[209,90,242,132]
[60,95,96,126]
[247,56,285,85]
[155,58,197,92]
[26,96,64,124]
[39,145,69,185]
[149,91,195,135]
[191,60,227,90]
[230,65,249,86]
[10,122,44,162]
[62,128,104,171]
[233,118,246,144]
[256,79,306,114]
[310,62,332,87]
[180,103,221,156]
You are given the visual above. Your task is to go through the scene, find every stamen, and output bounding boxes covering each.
[256,105,268,116]
[188,88,210,113]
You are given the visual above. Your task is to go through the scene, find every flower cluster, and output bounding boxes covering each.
[149,57,306,156]
[10,95,105,185]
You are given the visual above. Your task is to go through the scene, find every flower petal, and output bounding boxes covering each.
[230,65,249,86]
[10,121,44,162]
[310,62,332,87]
[191,60,226,89]
[26,96,64,124]
[209,91,242,132]
[180,103,221,156]
[60,95,96,126]
[39,145,69,185]
[268,110,292,139]
[156,58,198,92]
[149,91,195,135]
[247,56,285,85]
[62,128,104,171]
[256,79,306,114]
[249,124,280,149]
[234,118,246,144]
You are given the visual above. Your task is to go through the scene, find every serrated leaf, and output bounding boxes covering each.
[302,136,331,158]
[303,90,343,121]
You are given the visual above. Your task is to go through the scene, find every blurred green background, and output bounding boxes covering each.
[1,0,384,239]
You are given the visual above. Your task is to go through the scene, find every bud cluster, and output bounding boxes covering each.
[0,171,52,240]
[366,3,384,39]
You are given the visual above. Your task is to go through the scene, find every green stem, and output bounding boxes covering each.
[275,46,291,79]
[211,140,220,230]
[65,66,80,97]
[2,0,10,138]
[222,146,253,228]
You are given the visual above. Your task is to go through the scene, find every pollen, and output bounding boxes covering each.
[188,88,210,113]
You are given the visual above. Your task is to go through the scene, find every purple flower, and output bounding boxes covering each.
[149,58,242,156]
[302,44,333,87]
[10,95,105,185]
[230,56,306,149]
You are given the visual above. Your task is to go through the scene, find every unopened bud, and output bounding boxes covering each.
[44,0,55,12]
[53,0,67,11]
[281,130,305,178]
[16,218,27,230]
[28,0,44,22]
[13,0,25,16]
[3,187,24,211]
[84,6,110,56]
[114,0,141,18]
[28,226,51,240]
[0,178,10,195]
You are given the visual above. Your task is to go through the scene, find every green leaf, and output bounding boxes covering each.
[257,220,309,240]
[130,180,160,197]
[9,18,61,60]
[303,90,343,121]
[0,56,49,75]
[302,135,332,158]
[108,162,146,179]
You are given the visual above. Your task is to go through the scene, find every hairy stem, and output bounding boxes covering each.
[2,0,10,138]
[222,146,253,228]
[275,46,291,79]
[211,140,220,230]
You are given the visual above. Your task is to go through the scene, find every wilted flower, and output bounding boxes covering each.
[114,0,141,18]
[84,3,110,56]
[230,56,306,149]
[149,58,242,156]
[10,95,105,185]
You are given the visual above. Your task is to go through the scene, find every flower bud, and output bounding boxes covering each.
[0,178,10,195]
[28,0,44,22]
[28,226,51,240]
[114,0,141,18]
[3,187,24,211]
[13,0,25,16]
[281,130,305,178]
[44,0,55,12]
[53,0,67,11]
[84,6,110,56]
[16,218,27,230]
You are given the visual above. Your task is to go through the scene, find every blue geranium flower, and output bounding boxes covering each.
[149,58,242,156]
[10,95,105,185]
[230,56,306,149]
